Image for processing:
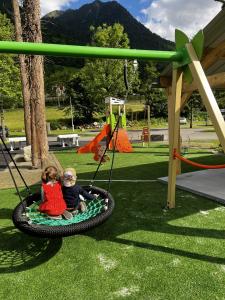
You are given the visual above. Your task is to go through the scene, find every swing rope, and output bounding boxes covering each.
[91,116,121,187]
[0,135,31,195]
[173,148,225,169]
[0,139,27,212]
[124,59,129,100]
[107,116,120,194]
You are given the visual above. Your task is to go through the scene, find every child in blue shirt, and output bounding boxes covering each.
[62,168,97,213]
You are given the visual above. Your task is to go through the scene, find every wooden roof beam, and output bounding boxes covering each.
[202,40,225,70]
[183,71,225,93]
[160,40,225,89]
[161,71,225,92]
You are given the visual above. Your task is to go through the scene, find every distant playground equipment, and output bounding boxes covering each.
[141,127,150,146]
[78,97,133,162]
[140,105,164,146]
[141,105,151,147]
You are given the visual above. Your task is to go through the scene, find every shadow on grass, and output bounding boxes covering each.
[0,226,62,273]
[77,153,225,264]
[0,208,13,220]
[0,189,62,274]
[3,151,225,267]
[113,238,225,264]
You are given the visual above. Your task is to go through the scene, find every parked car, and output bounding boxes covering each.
[180,117,187,125]
[0,125,9,137]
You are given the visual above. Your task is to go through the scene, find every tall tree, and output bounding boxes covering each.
[23,0,48,167]
[67,23,139,119]
[139,61,168,117]
[12,0,31,145]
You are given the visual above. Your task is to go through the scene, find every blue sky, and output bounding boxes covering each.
[64,0,151,24]
[40,0,222,41]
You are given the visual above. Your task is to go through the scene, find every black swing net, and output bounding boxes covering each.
[0,119,121,237]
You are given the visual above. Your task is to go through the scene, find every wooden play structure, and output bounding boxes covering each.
[1,9,225,208]
[159,9,225,208]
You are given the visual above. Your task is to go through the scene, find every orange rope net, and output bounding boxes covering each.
[173,149,225,169]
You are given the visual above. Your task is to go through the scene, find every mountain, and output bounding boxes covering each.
[42,0,173,51]
[0,0,174,67]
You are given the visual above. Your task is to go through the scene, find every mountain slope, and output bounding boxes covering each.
[0,0,174,67]
[42,0,173,51]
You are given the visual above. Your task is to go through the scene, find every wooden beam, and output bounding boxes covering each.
[202,41,225,70]
[160,76,171,88]
[167,87,173,155]
[167,69,183,209]
[161,71,225,93]
[160,40,225,92]
[186,43,225,153]
[167,87,182,175]
[183,72,225,93]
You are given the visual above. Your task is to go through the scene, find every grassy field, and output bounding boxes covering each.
[4,107,79,135]
[4,107,213,136]
[1,144,225,299]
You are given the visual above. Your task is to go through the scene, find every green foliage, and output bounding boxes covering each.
[67,23,140,122]
[0,13,22,107]
[65,75,94,123]
[214,90,225,108]
[138,61,168,117]
[90,23,129,48]
[44,65,77,97]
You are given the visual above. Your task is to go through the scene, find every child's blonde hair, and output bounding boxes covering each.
[63,168,77,187]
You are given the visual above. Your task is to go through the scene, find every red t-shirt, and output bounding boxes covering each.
[39,181,66,216]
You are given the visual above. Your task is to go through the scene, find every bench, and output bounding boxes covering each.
[8,137,27,151]
[57,134,80,147]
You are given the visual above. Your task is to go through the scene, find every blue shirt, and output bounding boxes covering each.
[62,184,95,208]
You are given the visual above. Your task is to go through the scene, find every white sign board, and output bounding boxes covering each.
[105,97,126,105]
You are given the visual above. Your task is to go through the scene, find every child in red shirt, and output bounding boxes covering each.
[39,166,72,220]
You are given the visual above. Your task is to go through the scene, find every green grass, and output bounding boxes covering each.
[4,107,84,136]
[5,107,66,130]
[1,145,225,299]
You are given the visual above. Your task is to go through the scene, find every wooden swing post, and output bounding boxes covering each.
[167,69,183,209]
[186,43,225,153]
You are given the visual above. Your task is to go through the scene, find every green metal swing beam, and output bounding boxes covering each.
[0,41,184,62]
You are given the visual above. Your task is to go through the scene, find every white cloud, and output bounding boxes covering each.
[142,0,222,41]
[40,0,76,16]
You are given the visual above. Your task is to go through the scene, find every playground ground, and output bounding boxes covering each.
[1,144,225,299]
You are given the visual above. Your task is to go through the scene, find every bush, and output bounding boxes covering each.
[49,119,71,130]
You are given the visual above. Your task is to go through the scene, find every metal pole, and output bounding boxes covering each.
[0,41,183,62]
[190,98,193,128]
[70,97,74,131]
[0,98,6,140]
[147,105,151,147]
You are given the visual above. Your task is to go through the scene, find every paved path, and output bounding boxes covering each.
[47,127,217,145]
[127,128,217,142]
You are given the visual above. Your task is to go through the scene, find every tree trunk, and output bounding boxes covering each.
[30,98,39,167]
[12,0,31,145]
[23,0,49,168]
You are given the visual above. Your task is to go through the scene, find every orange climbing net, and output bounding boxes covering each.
[173,149,225,169]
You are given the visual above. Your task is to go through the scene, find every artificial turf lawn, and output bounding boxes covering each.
[1,144,225,299]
